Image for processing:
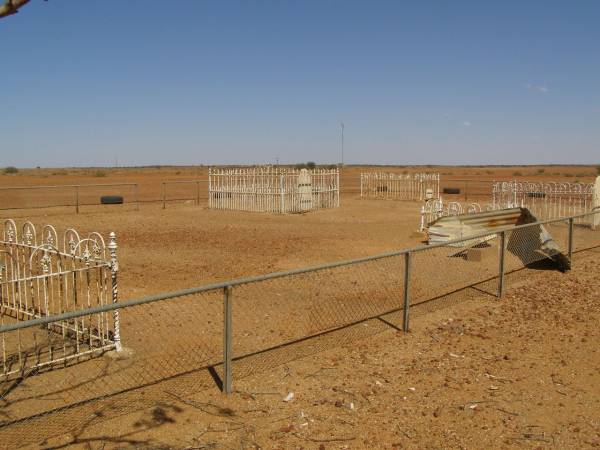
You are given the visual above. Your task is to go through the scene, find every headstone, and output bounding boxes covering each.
[593,176,600,230]
[298,169,313,212]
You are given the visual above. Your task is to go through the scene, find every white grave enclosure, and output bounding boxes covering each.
[360,172,440,201]
[492,180,595,223]
[208,167,340,213]
[1,220,121,380]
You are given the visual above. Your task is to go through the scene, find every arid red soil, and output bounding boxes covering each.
[27,250,600,450]
[0,166,599,449]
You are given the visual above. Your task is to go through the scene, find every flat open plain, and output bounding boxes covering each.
[0,165,599,449]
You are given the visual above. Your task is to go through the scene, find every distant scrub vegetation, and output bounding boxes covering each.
[294,162,337,170]
[3,166,18,174]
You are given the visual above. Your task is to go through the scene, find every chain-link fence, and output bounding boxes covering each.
[0,210,599,448]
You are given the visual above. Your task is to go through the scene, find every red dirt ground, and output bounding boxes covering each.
[0,165,599,449]
[30,250,600,450]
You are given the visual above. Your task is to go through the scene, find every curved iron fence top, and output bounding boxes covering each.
[1,209,598,334]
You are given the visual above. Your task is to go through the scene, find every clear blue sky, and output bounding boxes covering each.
[1,1,599,167]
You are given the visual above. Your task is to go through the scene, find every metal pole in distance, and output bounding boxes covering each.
[497,231,506,298]
[340,122,344,166]
[223,285,233,394]
[75,185,80,214]
[402,252,411,332]
[162,182,166,209]
[567,217,574,264]
[196,181,200,206]
[135,184,140,211]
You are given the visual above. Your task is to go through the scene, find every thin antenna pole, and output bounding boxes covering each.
[340,122,344,166]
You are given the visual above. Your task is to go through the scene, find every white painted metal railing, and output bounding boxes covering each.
[420,198,496,230]
[360,172,440,201]
[492,180,594,221]
[0,220,121,378]
[208,167,339,213]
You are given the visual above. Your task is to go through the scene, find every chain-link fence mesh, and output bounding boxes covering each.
[1,210,599,448]
[411,238,500,304]
[0,289,223,448]
[573,213,600,258]
[230,255,405,378]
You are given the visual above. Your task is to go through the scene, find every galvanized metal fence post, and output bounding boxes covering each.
[497,231,506,298]
[75,185,80,214]
[402,252,411,332]
[162,182,166,209]
[135,184,140,211]
[196,181,200,206]
[568,217,574,264]
[223,285,233,394]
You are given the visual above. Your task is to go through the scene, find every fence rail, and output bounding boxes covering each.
[161,180,209,208]
[0,183,140,213]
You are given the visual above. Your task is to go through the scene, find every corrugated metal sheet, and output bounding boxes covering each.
[426,207,570,271]
[427,207,524,246]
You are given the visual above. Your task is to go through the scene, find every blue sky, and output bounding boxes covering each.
[1,1,599,167]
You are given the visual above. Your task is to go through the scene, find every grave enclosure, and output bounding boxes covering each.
[0,220,121,380]
[492,180,597,223]
[415,177,600,230]
[360,172,440,201]
[208,167,340,213]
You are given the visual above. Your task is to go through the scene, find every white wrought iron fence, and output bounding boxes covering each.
[208,167,339,213]
[360,172,440,201]
[0,220,121,379]
[419,198,498,230]
[492,180,594,222]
